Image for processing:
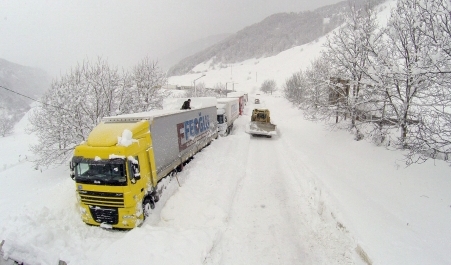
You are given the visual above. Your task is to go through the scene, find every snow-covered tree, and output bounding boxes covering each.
[128,57,168,112]
[399,0,451,163]
[285,0,451,164]
[283,71,307,107]
[0,109,14,137]
[28,58,130,167]
[417,0,451,64]
[368,0,437,148]
[323,3,380,136]
[213,82,227,97]
[301,55,334,121]
[185,82,224,98]
[260,79,277,94]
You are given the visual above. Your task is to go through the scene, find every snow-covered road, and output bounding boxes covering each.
[152,96,359,264]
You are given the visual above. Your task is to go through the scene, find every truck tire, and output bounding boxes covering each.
[152,193,160,203]
[143,197,155,219]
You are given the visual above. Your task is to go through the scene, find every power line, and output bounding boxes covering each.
[0,85,71,112]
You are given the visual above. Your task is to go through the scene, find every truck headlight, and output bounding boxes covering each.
[122,215,136,219]
[79,207,87,215]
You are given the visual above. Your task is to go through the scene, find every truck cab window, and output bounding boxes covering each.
[128,156,141,183]
[72,158,126,186]
[77,163,90,176]
[217,115,224,124]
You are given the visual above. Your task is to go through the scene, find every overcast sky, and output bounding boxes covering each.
[0,0,342,77]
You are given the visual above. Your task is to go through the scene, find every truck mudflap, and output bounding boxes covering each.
[246,121,277,137]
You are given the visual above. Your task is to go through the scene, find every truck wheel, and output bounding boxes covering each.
[152,193,160,203]
[143,197,155,219]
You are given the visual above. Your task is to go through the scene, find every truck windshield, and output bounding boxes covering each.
[73,159,127,186]
[217,114,224,124]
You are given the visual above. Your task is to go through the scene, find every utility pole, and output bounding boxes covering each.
[193,74,206,97]
[226,82,238,92]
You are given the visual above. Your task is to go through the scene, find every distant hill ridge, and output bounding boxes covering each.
[168,0,385,77]
[0,58,50,120]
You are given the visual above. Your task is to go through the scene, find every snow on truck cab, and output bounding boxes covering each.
[70,107,218,229]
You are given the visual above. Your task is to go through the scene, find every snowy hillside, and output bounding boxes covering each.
[167,1,394,91]
[169,39,324,92]
[167,0,387,77]
[0,58,50,122]
[1,1,451,264]
[159,33,231,72]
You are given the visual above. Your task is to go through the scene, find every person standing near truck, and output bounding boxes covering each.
[181,99,191,110]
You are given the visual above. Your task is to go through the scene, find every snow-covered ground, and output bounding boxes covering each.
[1,1,450,264]
[1,93,450,265]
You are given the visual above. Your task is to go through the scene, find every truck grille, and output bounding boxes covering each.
[89,206,118,225]
[78,190,124,207]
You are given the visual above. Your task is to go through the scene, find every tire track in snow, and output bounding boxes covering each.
[274,136,356,264]
[206,136,314,264]
[204,96,358,265]
[269,95,359,264]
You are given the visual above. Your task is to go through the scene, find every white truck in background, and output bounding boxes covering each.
[227,91,247,115]
[217,97,239,136]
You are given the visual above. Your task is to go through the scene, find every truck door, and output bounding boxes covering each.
[127,156,146,204]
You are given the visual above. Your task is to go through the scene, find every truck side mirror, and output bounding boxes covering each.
[69,161,75,180]
[128,160,141,183]
[134,170,141,180]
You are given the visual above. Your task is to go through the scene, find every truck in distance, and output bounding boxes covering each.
[217,97,239,136]
[246,108,277,138]
[227,92,247,115]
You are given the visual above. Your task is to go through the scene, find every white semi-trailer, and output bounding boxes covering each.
[217,97,239,136]
[227,91,248,115]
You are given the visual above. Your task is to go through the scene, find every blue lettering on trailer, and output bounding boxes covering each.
[177,112,210,151]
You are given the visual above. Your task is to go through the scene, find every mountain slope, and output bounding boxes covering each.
[167,0,385,77]
[0,58,50,121]
[159,33,232,72]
